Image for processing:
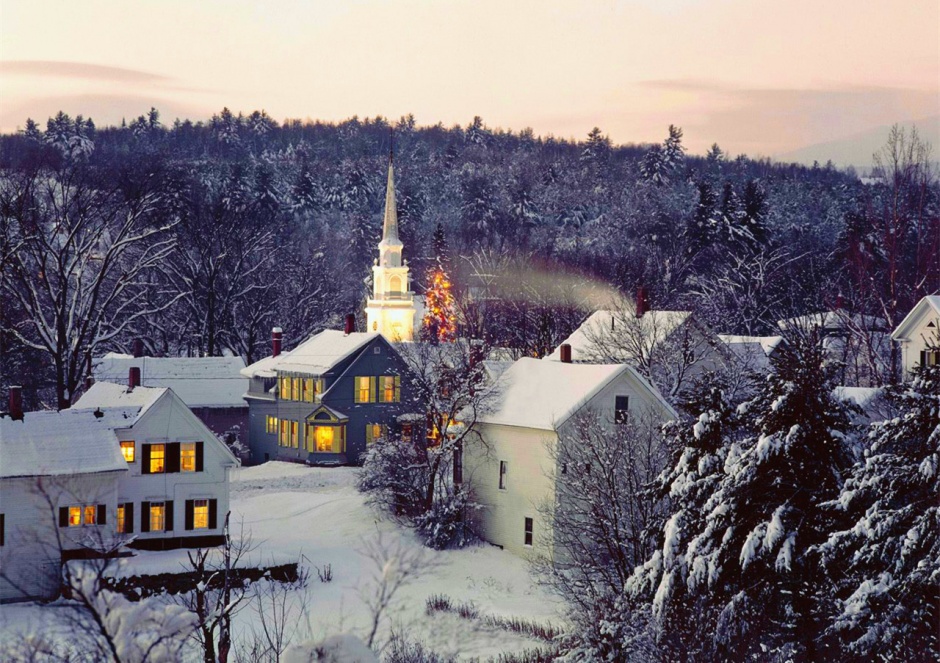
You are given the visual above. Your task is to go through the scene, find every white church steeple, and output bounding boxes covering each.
[365,152,418,342]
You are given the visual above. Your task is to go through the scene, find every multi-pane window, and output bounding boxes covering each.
[292,377,301,402]
[120,441,135,463]
[524,517,534,546]
[61,504,105,528]
[365,423,387,444]
[279,420,290,446]
[150,443,166,473]
[401,423,413,443]
[69,506,82,527]
[181,443,196,472]
[355,376,376,403]
[378,376,401,403]
[193,500,209,529]
[921,350,940,367]
[117,504,126,533]
[291,421,300,448]
[83,505,97,526]
[150,503,166,532]
[266,415,278,434]
[307,424,345,453]
[279,376,292,400]
[499,461,508,490]
[614,396,630,424]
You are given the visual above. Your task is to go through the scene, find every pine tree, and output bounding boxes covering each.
[640,144,669,186]
[422,224,457,343]
[581,127,611,167]
[663,124,686,174]
[819,346,940,660]
[650,335,855,659]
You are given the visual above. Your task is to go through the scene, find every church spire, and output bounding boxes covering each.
[381,157,400,244]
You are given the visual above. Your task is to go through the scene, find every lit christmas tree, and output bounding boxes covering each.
[422,224,457,343]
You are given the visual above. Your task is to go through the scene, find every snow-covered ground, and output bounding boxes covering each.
[0,462,564,660]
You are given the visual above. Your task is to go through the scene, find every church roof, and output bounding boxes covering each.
[380,160,402,247]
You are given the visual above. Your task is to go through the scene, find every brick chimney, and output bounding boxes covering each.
[272,327,283,357]
[636,286,649,318]
[344,314,356,336]
[559,343,572,363]
[128,367,141,391]
[8,386,23,421]
[132,338,144,358]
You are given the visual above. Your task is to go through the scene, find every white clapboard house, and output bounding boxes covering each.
[1,389,127,602]
[72,375,239,550]
[463,354,678,558]
[891,295,940,380]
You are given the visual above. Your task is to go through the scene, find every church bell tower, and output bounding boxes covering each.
[365,153,417,342]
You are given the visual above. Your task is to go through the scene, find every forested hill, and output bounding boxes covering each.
[1,109,936,407]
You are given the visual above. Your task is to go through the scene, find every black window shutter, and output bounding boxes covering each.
[141,444,151,474]
[0,513,4,546]
[166,443,181,473]
[97,504,107,525]
[165,500,174,531]
[59,507,68,527]
[921,350,928,367]
[185,500,194,531]
[126,503,134,534]
[141,502,150,533]
[208,499,218,530]
[195,442,204,472]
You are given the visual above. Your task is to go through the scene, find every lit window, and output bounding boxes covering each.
[524,517,533,546]
[117,504,126,533]
[120,441,135,463]
[279,376,292,400]
[193,500,209,529]
[181,443,196,472]
[266,415,278,434]
[69,506,82,527]
[150,503,165,532]
[84,505,97,526]
[379,376,400,403]
[292,378,301,402]
[365,423,387,444]
[315,426,334,452]
[291,421,300,448]
[401,423,413,443]
[355,377,375,403]
[279,420,290,446]
[150,444,165,473]
[615,396,630,425]
[499,461,508,490]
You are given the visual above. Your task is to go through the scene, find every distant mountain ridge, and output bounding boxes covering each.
[775,116,940,172]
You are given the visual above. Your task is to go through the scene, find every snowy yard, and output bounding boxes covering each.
[0,462,564,660]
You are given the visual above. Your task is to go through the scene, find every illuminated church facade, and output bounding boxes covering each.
[365,158,421,342]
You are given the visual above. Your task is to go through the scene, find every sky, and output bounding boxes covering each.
[1,0,938,157]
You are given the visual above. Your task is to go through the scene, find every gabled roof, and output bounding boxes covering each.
[477,357,677,431]
[72,382,167,424]
[546,309,692,363]
[718,335,784,371]
[92,356,247,408]
[242,330,380,378]
[891,295,940,341]
[778,310,887,333]
[0,409,128,479]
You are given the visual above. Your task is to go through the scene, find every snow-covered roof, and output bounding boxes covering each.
[546,309,691,363]
[718,335,784,371]
[717,335,784,356]
[93,356,247,408]
[481,360,513,383]
[242,330,380,378]
[778,310,887,333]
[477,357,674,431]
[72,382,167,424]
[0,409,128,479]
[891,295,940,341]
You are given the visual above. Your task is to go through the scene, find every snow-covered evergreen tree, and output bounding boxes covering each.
[819,346,939,661]
[640,144,669,186]
[662,124,686,173]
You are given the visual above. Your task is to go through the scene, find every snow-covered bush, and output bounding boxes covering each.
[358,436,429,521]
[414,484,475,550]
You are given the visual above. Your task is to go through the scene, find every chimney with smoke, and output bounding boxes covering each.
[128,367,141,391]
[344,314,356,336]
[636,286,649,318]
[560,343,572,363]
[272,327,283,357]
[9,386,23,421]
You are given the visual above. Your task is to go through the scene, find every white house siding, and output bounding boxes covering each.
[111,393,236,548]
[465,367,675,560]
[0,472,121,602]
[892,297,940,379]
[465,424,557,559]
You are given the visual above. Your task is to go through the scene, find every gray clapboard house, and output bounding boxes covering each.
[241,326,420,465]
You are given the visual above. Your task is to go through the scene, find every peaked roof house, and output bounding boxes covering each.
[92,353,248,442]
[464,355,678,558]
[72,379,239,550]
[891,295,940,379]
[1,390,128,602]
[546,301,732,399]
[241,325,420,466]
